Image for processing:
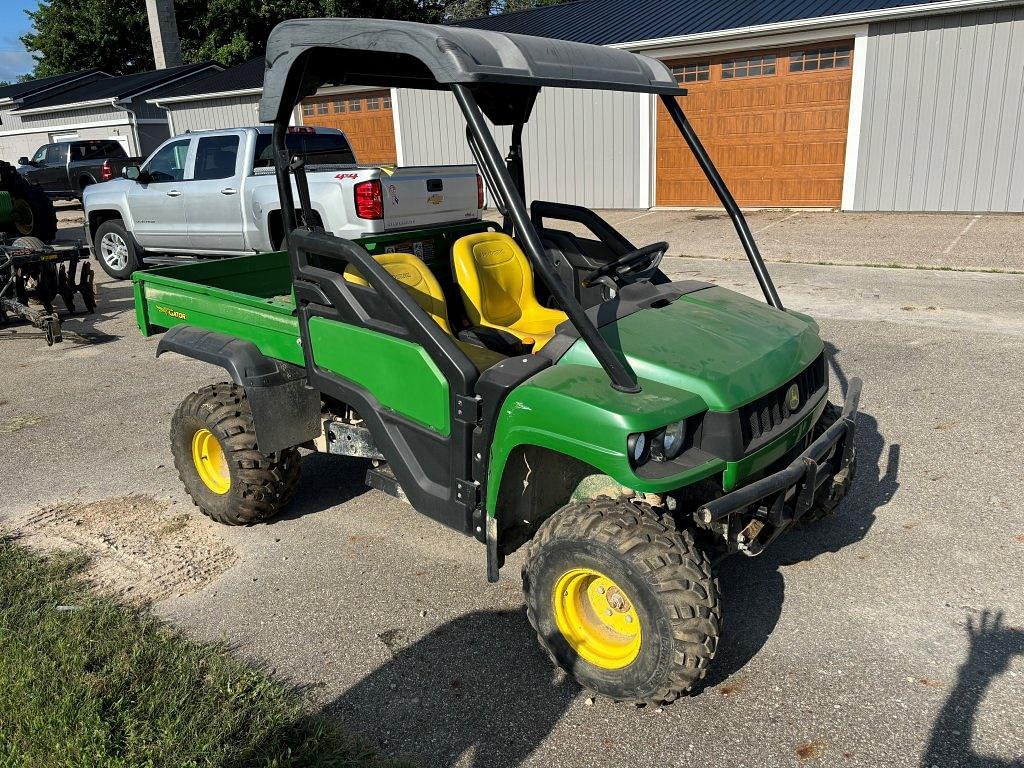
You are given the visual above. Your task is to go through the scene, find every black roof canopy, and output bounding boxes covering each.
[259,17,683,125]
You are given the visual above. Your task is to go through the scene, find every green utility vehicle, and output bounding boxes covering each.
[135,19,861,704]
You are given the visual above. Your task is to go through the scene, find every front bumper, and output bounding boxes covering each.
[698,378,861,546]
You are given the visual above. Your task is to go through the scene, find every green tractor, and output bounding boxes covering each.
[135,19,861,704]
[0,160,58,243]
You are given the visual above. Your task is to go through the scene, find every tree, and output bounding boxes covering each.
[444,0,564,22]
[20,0,448,77]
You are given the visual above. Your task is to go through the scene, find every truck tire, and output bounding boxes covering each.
[93,218,142,279]
[523,498,720,705]
[170,383,301,525]
[798,401,854,526]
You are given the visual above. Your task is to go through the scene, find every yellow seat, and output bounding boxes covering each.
[344,251,505,371]
[344,251,452,334]
[451,232,568,351]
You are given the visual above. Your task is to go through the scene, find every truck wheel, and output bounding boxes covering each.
[523,498,720,705]
[170,383,301,525]
[8,182,58,243]
[94,219,142,279]
[798,402,854,526]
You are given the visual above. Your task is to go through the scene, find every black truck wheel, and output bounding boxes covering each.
[523,498,720,705]
[170,383,301,525]
[93,218,142,279]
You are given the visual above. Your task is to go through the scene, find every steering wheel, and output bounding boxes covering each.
[584,241,668,286]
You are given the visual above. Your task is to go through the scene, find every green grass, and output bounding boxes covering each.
[0,539,397,768]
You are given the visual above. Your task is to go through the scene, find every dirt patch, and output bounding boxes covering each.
[4,494,237,603]
[795,741,825,761]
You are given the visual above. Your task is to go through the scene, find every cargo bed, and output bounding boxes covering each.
[132,221,493,367]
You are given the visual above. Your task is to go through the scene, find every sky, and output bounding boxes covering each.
[0,0,39,82]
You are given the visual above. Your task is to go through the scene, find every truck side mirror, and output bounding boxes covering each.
[123,165,141,181]
[18,157,31,166]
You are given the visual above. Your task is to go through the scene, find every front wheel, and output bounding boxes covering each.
[93,218,142,279]
[523,499,720,705]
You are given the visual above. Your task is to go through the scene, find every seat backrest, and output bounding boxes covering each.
[343,252,451,334]
[451,232,541,328]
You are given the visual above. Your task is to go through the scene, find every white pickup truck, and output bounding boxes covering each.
[83,126,482,278]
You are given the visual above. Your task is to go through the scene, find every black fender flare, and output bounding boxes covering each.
[157,325,321,453]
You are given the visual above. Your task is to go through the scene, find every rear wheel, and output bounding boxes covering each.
[170,383,301,525]
[523,498,720,705]
[2,168,58,242]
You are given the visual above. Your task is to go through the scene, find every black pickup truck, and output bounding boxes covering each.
[18,139,141,201]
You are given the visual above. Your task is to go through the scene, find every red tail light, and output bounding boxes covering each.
[476,174,484,209]
[354,179,383,220]
[100,160,113,181]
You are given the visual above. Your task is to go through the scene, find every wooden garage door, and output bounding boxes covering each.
[301,90,397,165]
[656,42,853,207]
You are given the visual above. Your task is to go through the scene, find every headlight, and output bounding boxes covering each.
[657,420,687,460]
[627,432,649,467]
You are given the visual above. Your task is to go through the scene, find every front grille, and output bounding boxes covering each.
[740,353,827,444]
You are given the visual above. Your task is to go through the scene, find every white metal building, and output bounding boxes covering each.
[152,0,1024,212]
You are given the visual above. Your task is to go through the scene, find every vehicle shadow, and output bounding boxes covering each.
[922,610,1024,767]
[317,609,576,768]
[699,341,901,689]
[270,452,373,523]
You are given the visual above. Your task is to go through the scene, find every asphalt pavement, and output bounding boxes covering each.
[1,210,1022,767]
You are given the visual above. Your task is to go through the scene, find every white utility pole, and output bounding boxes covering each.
[145,0,183,69]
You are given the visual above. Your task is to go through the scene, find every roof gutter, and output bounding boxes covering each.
[148,86,262,106]
[14,96,120,116]
[608,0,1023,51]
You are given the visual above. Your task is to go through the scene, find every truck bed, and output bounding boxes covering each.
[132,221,494,367]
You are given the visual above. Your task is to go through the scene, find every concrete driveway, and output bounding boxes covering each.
[2,208,1022,767]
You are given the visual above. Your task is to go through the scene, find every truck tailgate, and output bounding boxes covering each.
[380,165,479,230]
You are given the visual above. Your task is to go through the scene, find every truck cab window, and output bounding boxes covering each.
[144,139,190,183]
[31,145,49,165]
[193,135,240,180]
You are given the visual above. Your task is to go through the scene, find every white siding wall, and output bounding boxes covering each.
[395,87,651,209]
[854,6,1024,211]
[163,94,262,134]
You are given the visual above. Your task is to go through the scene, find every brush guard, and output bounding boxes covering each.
[698,378,862,555]
[0,238,95,345]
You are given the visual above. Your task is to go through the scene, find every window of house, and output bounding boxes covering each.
[367,97,380,110]
[382,94,392,109]
[790,47,852,72]
[301,103,314,117]
[721,54,777,79]
[349,98,362,112]
[333,100,345,113]
[672,63,710,83]
[316,101,329,115]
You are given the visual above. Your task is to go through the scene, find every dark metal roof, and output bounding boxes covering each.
[148,57,265,101]
[259,17,682,124]
[458,0,971,45]
[17,62,221,110]
[0,69,105,102]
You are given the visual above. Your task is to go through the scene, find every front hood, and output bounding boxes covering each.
[559,286,823,411]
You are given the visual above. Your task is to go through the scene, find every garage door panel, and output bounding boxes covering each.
[657,41,853,207]
[301,90,396,165]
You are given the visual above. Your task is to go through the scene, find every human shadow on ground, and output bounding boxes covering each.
[699,341,901,689]
[922,610,1024,768]
[318,608,576,768]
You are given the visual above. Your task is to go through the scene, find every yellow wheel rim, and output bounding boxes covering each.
[553,567,642,669]
[191,428,230,495]
[12,199,34,235]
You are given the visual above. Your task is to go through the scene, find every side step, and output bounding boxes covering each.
[365,462,409,504]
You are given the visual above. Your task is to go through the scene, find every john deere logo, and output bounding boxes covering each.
[786,383,801,412]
